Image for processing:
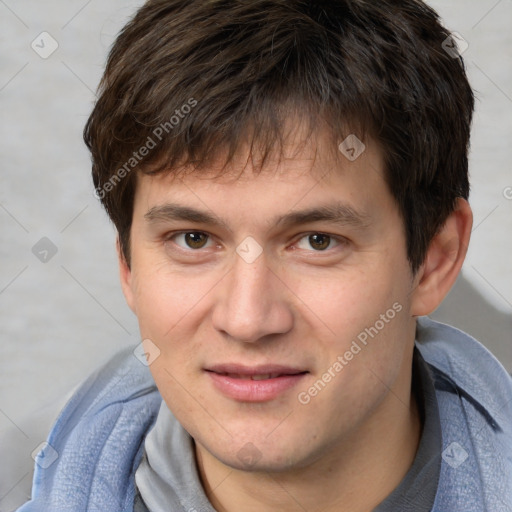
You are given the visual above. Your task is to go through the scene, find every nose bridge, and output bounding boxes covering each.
[212,252,292,342]
[228,254,273,323]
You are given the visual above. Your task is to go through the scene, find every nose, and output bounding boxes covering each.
[211,251,294,343]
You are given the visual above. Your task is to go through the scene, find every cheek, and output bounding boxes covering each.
[290,263,403,337]
[130,256,213,339]
[291,263,412,392]
[129,261,223,395]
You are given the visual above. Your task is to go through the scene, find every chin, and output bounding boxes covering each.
[206,434,320,474]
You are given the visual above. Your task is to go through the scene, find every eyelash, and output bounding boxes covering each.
[167,232,217,251]
[164,231,347,254]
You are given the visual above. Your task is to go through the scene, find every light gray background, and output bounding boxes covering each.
[1,1,511,510]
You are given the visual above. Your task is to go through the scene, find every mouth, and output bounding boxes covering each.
[214,372,297,381]
[205,364,309,402]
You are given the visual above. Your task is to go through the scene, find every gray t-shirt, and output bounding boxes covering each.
[134,347,441,512]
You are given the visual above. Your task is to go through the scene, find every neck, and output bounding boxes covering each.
[195,381,421,512]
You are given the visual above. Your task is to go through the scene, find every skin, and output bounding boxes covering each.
[119,125,472,511]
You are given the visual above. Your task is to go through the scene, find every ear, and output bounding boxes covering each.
[117,237,137,314]
[411,198,473,316]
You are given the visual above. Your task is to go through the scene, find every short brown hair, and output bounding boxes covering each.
[84,0,474,272]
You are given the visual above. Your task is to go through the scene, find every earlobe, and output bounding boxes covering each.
[411,198,473,316]
[117,237,136,314]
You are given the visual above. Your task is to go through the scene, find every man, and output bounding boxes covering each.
[18,0,512,511]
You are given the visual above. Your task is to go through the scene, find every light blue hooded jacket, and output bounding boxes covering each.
[16,317,512,511]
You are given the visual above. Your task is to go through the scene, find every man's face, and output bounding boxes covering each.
[122,130,418,472]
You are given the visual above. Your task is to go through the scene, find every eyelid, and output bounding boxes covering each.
[292,232,348,251]
[164,230,216,250]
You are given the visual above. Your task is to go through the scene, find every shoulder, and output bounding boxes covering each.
[416,317,512,510]
[415,316,512,427]
[51,346,160,428]
[45,345,162,466]
[19,347,162,512]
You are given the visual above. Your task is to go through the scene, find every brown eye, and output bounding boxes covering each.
[184,232,209,249]
[172,232,211,249]
[308,234,331,251]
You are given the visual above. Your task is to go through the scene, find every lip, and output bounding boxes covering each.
[205,364,308,402]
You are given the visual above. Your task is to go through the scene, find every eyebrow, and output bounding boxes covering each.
[144,202,371,231]
[144,204,230,230]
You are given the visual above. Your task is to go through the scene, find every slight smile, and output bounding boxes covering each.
[205,364,309,402]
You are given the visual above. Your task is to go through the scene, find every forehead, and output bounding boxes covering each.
[134,126,388,210]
